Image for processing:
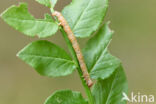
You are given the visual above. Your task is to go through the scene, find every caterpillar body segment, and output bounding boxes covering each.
[52,11,93,87]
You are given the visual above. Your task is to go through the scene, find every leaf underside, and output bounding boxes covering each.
[44,90,88,104]
[62,0,108,38]
[17,40,77,77]
[1,3,58,38]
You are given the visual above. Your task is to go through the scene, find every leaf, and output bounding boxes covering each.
[35,0,58,8]
[92,66,128,104]
[1,3,58,38]
[90,51,121,79]
[83,22,121,79]
[35,0,51,7]
[44,90,88,104]
[44,13,55,22]
[17,40,77,77]
[62,0,108,37]
[51,0,58,8]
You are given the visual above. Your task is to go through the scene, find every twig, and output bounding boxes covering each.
[52,11,93,87]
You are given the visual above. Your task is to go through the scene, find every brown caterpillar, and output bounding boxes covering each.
[52,11,93,87]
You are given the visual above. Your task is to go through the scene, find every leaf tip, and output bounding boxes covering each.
[107,21,111,24]
[16,53,19,57]
[16,49,23,58]
[106,21,114,34]
[0,2,28,18]
[0,12,4,19]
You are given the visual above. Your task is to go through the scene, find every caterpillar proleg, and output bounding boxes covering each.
[52,11,93,87]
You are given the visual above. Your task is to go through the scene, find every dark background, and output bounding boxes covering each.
[0,0,156,104]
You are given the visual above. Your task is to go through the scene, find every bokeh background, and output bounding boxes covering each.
[0,0,156,104]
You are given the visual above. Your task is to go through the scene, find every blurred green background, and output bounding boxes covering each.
[0,0,156,104]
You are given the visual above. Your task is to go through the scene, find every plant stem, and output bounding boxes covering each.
[51,9,94,103]
[52,11,93,87]
[60,28,94,104]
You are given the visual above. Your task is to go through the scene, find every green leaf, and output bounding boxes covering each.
[35,0,51,7]
[51,0,58,8]
[83,23,121,79]
[92,66,128,104]
[35,0,58,8]
[62,0,108,38]
[44,90,88,104]
[90,51,121,79]
[1,3,58,38]
[44,13,55,22]
[17,40,77,77]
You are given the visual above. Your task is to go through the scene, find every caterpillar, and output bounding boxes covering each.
[52,11,93,87]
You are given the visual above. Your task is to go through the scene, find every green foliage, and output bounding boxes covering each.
[1,0,128,104]
[1,3,58,38]
[92,66,128,104]
[62,0,108,37]
[44,90,88,104]
[51,0,58,8]
[36,0,58,8]
[17,40,77,77]
[83,23,121,79]
[36,0,51,7]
